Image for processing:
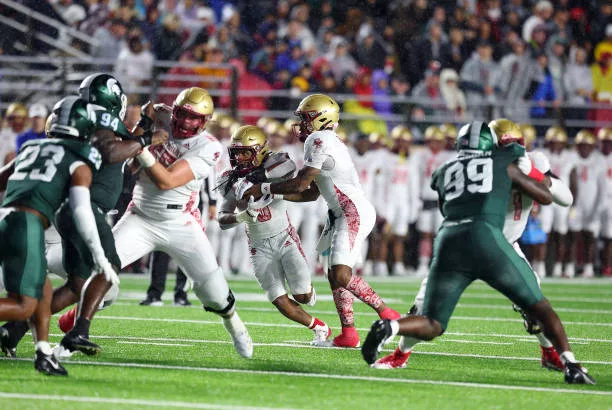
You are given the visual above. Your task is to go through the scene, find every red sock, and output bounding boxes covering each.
[346,275,383,310]
[419,239,432,258]
[332,287,355,327]
[308,318,326,329]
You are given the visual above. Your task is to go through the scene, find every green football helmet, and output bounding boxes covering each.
[456,121,498,152]
[49,96,97,140]
[78,73,128,120]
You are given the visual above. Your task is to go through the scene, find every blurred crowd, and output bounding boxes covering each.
[1,0,612,133]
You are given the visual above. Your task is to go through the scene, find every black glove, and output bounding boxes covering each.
[137,129,153,147]
[245,167,267,184]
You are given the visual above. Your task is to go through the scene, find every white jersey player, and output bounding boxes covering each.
[415,125,447,277]
[217,125,331,344]
[598,128,612,277]
[68,88,253,358]
[568,130,606,278]
[374,119,572,371]
[240,94,400,348]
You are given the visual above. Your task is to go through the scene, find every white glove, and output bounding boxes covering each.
[236,209,258,223]
[92,252,120,286]
[529,151,551,174]
[235,178,253,200]
[247,194,273,211]
[517,155,534,175]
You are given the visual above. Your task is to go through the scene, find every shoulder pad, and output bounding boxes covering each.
[264,151,296,181]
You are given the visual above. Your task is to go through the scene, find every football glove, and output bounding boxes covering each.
[235,178,253,200]
[247,194,273,211]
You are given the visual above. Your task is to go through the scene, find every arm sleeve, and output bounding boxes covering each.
[303,135,328,169]
[69,186,106,261]
[217,190,240,230]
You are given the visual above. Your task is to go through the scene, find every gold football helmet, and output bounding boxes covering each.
[575,129,596,145]
[294,93,340,141]
[544,126,567,143]
[257,117,273,130]
[488,118,524,146]
[424,125,444,141]
[229,125,270,175]
[597,127,612,142]
[440,123,457,140]
[368,132,385,145]
[390,124,413,141]
[6,102,28,118]
[172,87,214,139]
[518,123,537,148]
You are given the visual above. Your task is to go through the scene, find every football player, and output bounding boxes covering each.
[0,96,109,375]
[538,126,577,277]
[217,125,331,345]
[241,94,400,348]
[60,87,253,359]
[373,119,572,372]
[415,125,447,277]
[598,128,612,276]
[361,120,596,385]
[567,130,606,278]
[383,125,419,276]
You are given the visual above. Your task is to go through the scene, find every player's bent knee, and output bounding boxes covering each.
[292,293,310,304]
[204,289,235,316]
[16,296,38,320]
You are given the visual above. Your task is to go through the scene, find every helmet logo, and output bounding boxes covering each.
[106,78,122,97]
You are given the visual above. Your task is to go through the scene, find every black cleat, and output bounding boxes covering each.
[35,350,68,376]
[564,362,596,385]
[60,332,102,356]
[362,319,393,365]
[0,327,16,358]
[173,295,192,306]
[139,296,163,306]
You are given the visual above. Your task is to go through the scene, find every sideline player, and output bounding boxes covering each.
[598,128,612,276]
[361,121,596,385]
[59,87,253,358]
[217,125,331,344]
[242,94,400,348]
[373,119,571,371]
[0,97,109,375]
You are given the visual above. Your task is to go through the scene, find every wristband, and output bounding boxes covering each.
[273,194,284,200]
[527,165,545,182]
[138,129,153,147]
[137,148,156,168]
[261,182,272,195]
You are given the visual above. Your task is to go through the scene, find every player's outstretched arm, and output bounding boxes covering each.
[283,181,320,202]
[243,166,321,200]
[138,155,196,190]
[507,162,553,205]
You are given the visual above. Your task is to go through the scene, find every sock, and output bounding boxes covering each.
[222,312,246,333]
[332,287,355,327]
[560,351,577,365]
[419,240,432,259]
[399,335,421,353]
[345,275,383,310]
[308,318,325,329]
[4,321,29,342]
[72,317,91,337]
[35,341,52,355]
[536,332,553,348]
[389,320,399,337]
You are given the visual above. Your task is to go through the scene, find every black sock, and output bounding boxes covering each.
[3,321,29,344]
[72,318,91,337]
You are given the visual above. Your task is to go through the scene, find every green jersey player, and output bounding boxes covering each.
[0,96,109,376]
[361,121,596,385]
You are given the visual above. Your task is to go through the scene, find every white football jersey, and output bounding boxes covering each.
[349,147,379,202]
[368,148,390,215]
[540,148,576,182]
[303,130,371,216]
[603,154,612,207]
[383,152,419,221]
[416,148,447,201]
[131,131,222,221]
[573,151,606,210]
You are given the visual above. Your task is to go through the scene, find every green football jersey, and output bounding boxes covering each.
[90,109,129,212]
[431,143,525,229]
[3,139,102,222]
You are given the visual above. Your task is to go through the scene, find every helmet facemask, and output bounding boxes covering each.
[293,110,318,142]
[228,142,267,176]
[171,105,211,139]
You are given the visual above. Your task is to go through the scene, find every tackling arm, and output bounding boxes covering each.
[507,163,553,205]
[283,182,320,202]
[243,166,321,200]
[139,157,196,190]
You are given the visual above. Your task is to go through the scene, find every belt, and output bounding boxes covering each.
[166,204,183,210]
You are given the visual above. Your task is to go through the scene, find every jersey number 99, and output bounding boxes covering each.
[443,158,493,201]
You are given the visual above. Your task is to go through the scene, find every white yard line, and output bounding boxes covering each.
[1,358,610,397]
[0,392,295,410]
[117,341,193,347]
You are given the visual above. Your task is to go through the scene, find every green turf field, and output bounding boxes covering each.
[1,275,610,409]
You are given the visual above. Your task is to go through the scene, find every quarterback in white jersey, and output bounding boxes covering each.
[374,119,572,371]
[217,125,331,345]
[598,128,612,276]
[568,130,606,278]
[241,94,400,348]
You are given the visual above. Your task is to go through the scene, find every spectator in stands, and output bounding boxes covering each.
[114,33,154,102]
[564,46,594,106]
[411,65,445,121]
[0,103,27,165]
[439,68,466,119]
[522,0,554,43]
[354,67,374,110]
[412,23,447,83]
[496,38,537,120]
[505,0,529,22]
[15,104,47,152]
[54,0,86,27]
[550,7,572,44]
[315,26,336,56]
[460,41,498,118]
[276,41,306,75]
[390,74,411,118]
[547,36,568,102]
[155,13,184,61]
[530,52,559,128]
[591,24,612,124]
[79,0,111,36]
[214,25,239,60]
[356,32,387,71]
[440,25,468,73]
[529,24,549,56]
[327,38,358,83]
[371,69,393,122]
[590,2,612,44]
[250,40,277,83]
[91,19,127,63]
[222,4,255,56]
[194,41,228,90]
[140,6,162,47]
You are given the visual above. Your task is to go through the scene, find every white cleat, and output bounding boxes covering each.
[415,263,429,278]
[552,262,563,278]
[223,314,253,359]
[582,264,595,278]
[565,263,576,279]
[392,262,407,276]
[311,323,332,346]
[52,344,74,360]
[373,261,389,277]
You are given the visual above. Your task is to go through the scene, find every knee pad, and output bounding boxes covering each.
[204,289,235,315]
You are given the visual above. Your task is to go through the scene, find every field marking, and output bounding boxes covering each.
[46,333,612,366]
[1,358,609,397]
[0,392,294,410]
[117,341,193,347]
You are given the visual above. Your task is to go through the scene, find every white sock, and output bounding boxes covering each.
[560,351,577,365]
[399,335,420,353]
[535,332,553,348]
[389,320,399,337]
[35,341,52,355]
[222,311,245,333]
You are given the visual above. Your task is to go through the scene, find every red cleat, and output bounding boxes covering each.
[379,307,401,320]
[372,347,412,369]
[541,346,564,371]
[333,327,360,348]
[58,307,77,333]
